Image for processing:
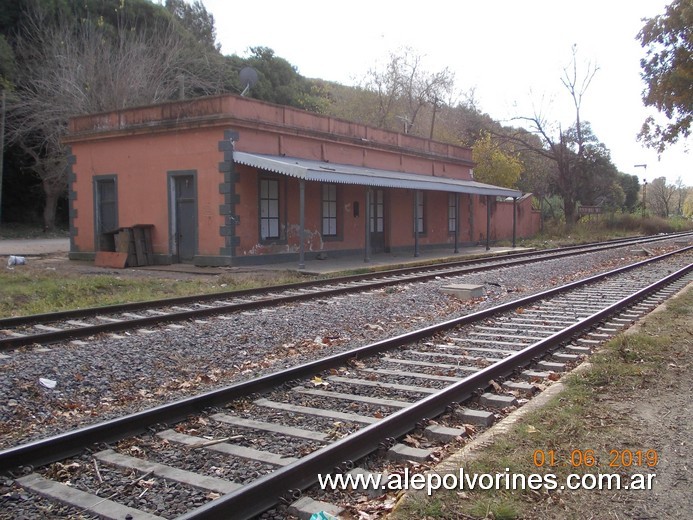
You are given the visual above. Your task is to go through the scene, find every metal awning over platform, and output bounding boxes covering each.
[233,152,521,198]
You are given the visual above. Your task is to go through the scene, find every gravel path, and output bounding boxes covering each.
[0,241,688,450]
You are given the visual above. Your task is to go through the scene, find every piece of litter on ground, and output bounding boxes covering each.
[7,255,27,267]
[39,378,57,389]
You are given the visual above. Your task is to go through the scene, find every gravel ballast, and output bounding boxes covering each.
[0,242,689,451]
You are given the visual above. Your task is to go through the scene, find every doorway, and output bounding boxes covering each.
[169,172,197,263]
[369,189,388,253]
[94,176,118,251]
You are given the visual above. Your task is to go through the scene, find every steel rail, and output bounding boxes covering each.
[179,260,693,520]
[1,246,689,476]
[1,233,689,351]
[1,231,687,329]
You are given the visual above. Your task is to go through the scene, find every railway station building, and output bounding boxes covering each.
[64,94,540,268]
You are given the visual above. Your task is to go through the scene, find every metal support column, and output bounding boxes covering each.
[513,197,517,247]
[486,195,491,251]
[298,179,305,269]
[454,193,460,253]
[469,194,475,243]
[414,191,420,257]
[364,187,371,263]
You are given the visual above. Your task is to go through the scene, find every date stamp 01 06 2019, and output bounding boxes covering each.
[532,448,659,469]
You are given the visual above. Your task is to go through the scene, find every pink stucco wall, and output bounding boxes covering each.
[66,93,539,264]
[70,127,226,256]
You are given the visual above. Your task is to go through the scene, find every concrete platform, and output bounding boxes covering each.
[265,246,534,276]
[1,237,533,278]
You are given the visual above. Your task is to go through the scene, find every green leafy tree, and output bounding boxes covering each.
[322,82,380,125]
[647,176,677,217]
[683,189,693,217]
[566,123,623,210]
[617,173,641,212]
[637,0,693,153]
[165,0,219,51]
[241,46,329,112]
[246,47,299,105]
[577,153,624,211]
[472,132,523,188]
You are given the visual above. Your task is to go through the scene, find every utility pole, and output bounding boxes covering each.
[642,179,648,217]
[634,164,647,217]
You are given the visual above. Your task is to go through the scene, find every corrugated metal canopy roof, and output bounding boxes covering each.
[233,152,522,198]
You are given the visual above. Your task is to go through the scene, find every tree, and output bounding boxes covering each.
[322,81,381,126]
[559,122,625,212]
[472,132,523,188]
[241,46,330,112]
[617,173,642,212]
[647,176,677,217]
[438,93,500,147]
[672,177,689,216]
[363,47,455,136]
[0,35,14,90]
[505,46,599,224]
[637,0,693,153]
[683,189,693,217]
[575,142,624,211]
[7,1,224,230]
[165,0,219,51]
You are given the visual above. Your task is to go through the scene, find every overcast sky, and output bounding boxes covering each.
[201,0,690,186]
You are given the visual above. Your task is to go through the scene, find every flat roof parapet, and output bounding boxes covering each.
[66,93,472,162]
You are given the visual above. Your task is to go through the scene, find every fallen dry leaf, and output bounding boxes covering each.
[489,379,504,393]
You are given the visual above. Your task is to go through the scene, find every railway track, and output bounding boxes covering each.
[1,232,690,350]
[1,245,690,519]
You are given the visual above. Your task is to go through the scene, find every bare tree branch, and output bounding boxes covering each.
[363,47,455,135]
[7,4,224,229]
[493,47,599,225]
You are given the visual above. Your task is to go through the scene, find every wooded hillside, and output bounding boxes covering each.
[0,0,689,230]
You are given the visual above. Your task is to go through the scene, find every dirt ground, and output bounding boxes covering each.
[551,290,692,520]
[5,251,293,283]
[521,301,692,519]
